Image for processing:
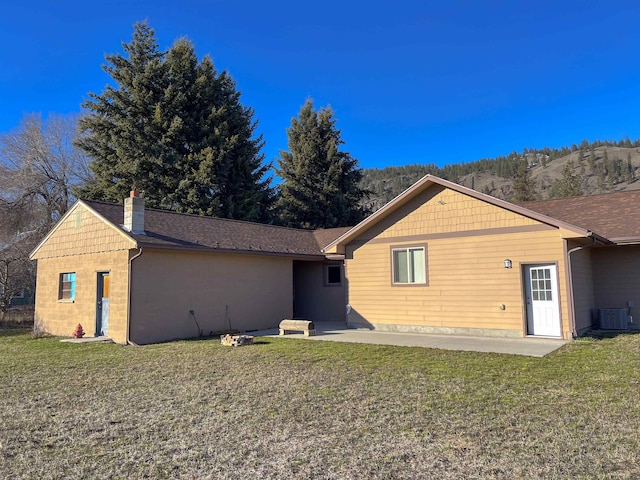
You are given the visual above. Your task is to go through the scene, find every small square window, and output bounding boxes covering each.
[59,273,76,300]
[325,265,342,286]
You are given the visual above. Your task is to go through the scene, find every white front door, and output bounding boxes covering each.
[525,264,561,337]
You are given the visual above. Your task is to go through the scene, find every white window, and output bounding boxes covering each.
[392,247,427,285]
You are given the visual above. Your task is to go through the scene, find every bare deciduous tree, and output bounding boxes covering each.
[0,113,92,223]
[0,235,37,318]
[0,113,91,315]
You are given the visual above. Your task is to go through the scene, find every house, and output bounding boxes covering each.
[2,288,35,307]
[29,192,348,344]
[31,175,640,344]
[324,175,640,339]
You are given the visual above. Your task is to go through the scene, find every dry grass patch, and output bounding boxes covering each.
[1,330,639,479]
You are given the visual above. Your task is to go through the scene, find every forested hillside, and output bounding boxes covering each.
[360,138,640,211]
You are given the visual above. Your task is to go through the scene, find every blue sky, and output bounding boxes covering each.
[1,1,640,170]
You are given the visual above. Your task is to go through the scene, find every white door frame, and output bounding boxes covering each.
[523,263,562,337]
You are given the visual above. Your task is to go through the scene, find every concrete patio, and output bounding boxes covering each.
[251,323,568,357]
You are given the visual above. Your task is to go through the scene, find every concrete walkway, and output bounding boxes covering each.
[60,336,113,344]
[252,323,568,357]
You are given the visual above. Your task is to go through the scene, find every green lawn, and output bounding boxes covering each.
[1,329,639,479]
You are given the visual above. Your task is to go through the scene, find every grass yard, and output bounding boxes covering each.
[1,329,639,479]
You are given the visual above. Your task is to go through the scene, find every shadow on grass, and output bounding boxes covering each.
[584,329,640,340]
[0,327,33,337]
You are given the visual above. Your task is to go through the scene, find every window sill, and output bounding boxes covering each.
[57,299,75,304]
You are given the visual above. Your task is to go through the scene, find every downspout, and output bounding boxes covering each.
[126,247,143,345]
[564,236,597,339]
[343,258,349,327]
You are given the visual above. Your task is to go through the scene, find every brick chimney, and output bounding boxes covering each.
[124,190,145,234]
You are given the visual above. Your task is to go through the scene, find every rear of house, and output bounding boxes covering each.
[325,176,640,339]
[30,193,347,344]
[30,176,640,345]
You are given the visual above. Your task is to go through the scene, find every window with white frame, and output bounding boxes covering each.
[392,246,427,285]
[59,273,76,300]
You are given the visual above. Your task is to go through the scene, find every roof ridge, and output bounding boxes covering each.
[82,198,316,234]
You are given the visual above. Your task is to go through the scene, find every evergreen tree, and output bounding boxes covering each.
[588,148,596,171]
[511,161,538,202]
[551,161,583,198]
[276,99,369,229]
[75,22,273,222]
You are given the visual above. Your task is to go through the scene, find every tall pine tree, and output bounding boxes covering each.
[511,160,538,202]
[551,161,583,198]
[276,100,369,229]
[75,22,273,222]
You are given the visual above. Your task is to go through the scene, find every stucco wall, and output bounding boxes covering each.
[293,260,346,323]
[592,246,640,325]
[345,186,572,338]
[129,249,294,344]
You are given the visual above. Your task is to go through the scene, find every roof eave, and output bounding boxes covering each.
[607,236,640,245]
[137,242,326,259]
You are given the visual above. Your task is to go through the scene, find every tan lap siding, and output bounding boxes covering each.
[33,251,131,343]
[129,250,294,344]
[345,185,575,338]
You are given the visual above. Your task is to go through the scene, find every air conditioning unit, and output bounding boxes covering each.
[598,308,629,330]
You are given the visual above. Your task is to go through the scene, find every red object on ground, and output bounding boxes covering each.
[72,324,85,338]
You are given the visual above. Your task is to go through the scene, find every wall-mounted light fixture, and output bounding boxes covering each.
[504,259,512,269]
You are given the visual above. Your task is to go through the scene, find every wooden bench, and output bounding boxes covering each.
[279,319,316,337]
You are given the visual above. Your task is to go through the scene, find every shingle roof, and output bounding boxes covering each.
[521,190,640,242]
[84,200,347,257]
[313,227,352,250]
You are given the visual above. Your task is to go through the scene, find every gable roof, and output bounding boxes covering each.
[521,190,640,244]
[81,200,345,257]
[324,175,602,252]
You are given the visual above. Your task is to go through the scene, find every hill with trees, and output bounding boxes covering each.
[359,138,640,211]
